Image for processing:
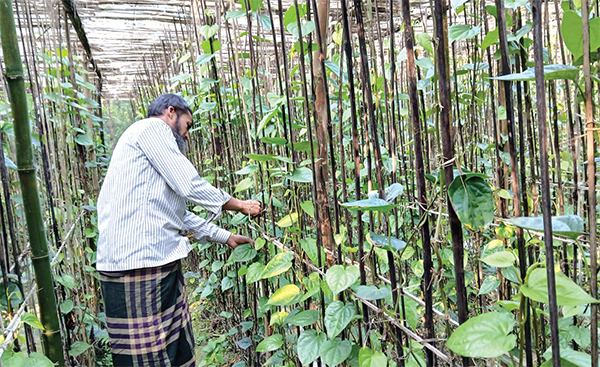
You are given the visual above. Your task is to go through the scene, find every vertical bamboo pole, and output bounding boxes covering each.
[401,0,434,365]
[0,1,65,365]
[581,0,598,363]
[432,0,469,361]
[532,0,560,364]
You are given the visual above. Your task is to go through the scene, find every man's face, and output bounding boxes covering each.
[172,111,193,154]
[177,111,193,138]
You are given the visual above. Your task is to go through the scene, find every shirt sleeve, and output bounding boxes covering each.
[136,118,232,221]
[183,211,231,244]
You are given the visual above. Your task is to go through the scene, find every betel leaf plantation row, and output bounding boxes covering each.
[0,0,598,365]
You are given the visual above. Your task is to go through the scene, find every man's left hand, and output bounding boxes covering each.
[226,234,255,249]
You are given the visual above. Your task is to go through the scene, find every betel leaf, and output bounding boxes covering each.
[261,137,287,145]
[235,164,259,175]
[341,198,397,213]
[255,237,266,250]
[256,334,283,352]
[368,232,407,252]
[261,251,294,278]
[446,311,516,358]
[505,214,584,240]
[75,133,93,146]
[520,268,599,306]
[490,64,580,82]
[297,329,326,365]
[229,243,257,263]
[540,347,593,367]
[481,28,499,50]
[287,20,316,39]
[354,285,391,300]
[480,251,517,268]
[286,167,313,183]
[60,299,74,314]
[267,284,301,306]
[415,33,434,54]
[21,312,44,330]
[326,265,360,295]
[221,277,234,291]
[200,24,219,39]
[234,177,254,193]
[270,311,289,326]
[448,174,494,230]
[239,0,262,12]
[237,337,252,350]
[246,262,264,283]
[226,10,246,19]
[359,347,388,367]
[300,201,315,219]
[449,25,481,42]
[68,341,91,357]
[285,309,319,326]
[320,338,352,367]
[300,238,320,265]
[283,5,307,27]
[257,109,278,135]
[196,54,215,65]
[561,11,600,60]
[246,153,278,161]
[276,212,299,228]
[324,301,356,338]
[369,183,405,202]
[201,40,221,54]
[478,275,501,295]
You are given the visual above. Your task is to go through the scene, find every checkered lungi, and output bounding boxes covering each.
[99,261,196,367]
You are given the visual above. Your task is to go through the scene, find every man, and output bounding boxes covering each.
[96,94,261,367]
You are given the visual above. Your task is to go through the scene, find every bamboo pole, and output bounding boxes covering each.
[581,0,598,364]
[532,0,560,364]
[0,1,66,365]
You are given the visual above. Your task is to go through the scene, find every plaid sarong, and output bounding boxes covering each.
[99,261,196,367]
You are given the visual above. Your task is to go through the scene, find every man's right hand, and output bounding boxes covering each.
[226,234,254,249]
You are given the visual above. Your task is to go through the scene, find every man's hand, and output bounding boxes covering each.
[226,234,254,249]
[223,198,263,216]
[240,199,263,216]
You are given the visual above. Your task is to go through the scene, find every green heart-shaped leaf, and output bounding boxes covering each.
[326,265,360,295]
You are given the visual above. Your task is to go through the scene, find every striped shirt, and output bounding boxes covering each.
[96,117,232,272]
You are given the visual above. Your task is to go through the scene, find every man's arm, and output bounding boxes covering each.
[183,211,231,244]
[184,211,254,249]
[137,120,231,221]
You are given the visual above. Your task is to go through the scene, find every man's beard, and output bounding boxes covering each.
[172,115,188,155]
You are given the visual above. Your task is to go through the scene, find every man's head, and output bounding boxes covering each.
[147,94,193,154]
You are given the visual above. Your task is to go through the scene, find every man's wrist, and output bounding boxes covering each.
[223,197,244,212]
[213,228,233,244]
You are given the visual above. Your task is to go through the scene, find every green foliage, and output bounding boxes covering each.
[261,251,294,278]
[359,347,388,367]
[491,64,580,81]
[256,334,283,352]
[297,330,326,365]
[267,284,301,306]
[446,311,516,357]
[325,265,359,295]
[1,351,54,367]
[505,215,584,239]
[560,11,600,61]
[448,174,494,230]
[520,268,599,306]
[480,251,516,268]
[324,301,356,338]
